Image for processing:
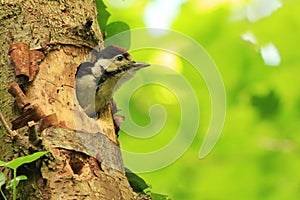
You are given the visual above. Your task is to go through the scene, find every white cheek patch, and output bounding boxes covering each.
[94,58,113,70]
[91,66,102,77]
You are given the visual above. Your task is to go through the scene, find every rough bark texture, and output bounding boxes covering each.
[0,0,136,199]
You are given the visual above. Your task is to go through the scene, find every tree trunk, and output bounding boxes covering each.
[0,1,136,199]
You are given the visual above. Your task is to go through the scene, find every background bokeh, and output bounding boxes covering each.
[104,0,300,199]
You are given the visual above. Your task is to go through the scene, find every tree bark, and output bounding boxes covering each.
[0,1,136,199]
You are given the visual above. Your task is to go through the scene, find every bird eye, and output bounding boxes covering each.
[117,56,123,61]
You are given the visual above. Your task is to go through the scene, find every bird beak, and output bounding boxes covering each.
[133,62,150,69]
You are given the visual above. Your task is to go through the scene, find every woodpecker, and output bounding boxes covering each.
[75,45,150,118]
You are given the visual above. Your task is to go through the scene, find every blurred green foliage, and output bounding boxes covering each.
[104,0,300,199]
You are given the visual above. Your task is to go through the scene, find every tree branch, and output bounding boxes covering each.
[0,110,16,136]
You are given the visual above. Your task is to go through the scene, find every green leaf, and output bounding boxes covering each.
[0,173,6,187]
[5,151,48,170]
[125,168,150,193]
[104,21,131,49]
[6,179,18,189]
[5,179,13,189]
[96,0,111,31]
[6,175,28,190]
[150,192,170,200]
[16,175,27,181]
[0,161,7,167]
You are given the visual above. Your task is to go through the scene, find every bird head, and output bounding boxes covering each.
[93,46,150,81]
[75,45,150,117]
